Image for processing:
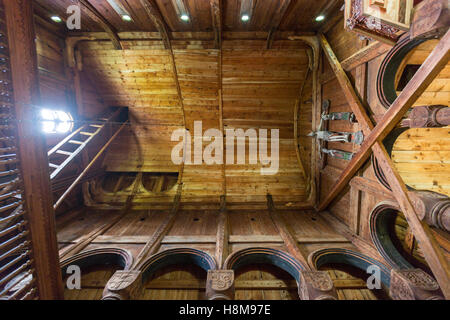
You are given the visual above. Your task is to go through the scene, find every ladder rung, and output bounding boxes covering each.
[55,150,73,156]
[68,140,83,145]
[89,124,103,128]
[80,132,94,136]
[49,163,59,169]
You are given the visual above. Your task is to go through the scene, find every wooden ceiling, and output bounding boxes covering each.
[33,0,335,207]
[34,0,344,34]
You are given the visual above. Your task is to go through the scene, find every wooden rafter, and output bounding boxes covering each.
[317,33,450,298]
[79,0,122,50]
[133,186,182,269]
[140,0,171,50]
[267,195,310,269]
[266,0,291,49]
[210,0,222,49]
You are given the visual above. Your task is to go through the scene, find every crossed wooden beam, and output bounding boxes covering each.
[316,30,450,298]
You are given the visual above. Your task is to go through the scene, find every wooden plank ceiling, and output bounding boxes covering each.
[34,0,343,33]
[34,0,339,206]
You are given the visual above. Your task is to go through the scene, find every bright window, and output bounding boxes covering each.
[40,109,73,134]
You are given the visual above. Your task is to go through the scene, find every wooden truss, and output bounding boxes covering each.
[316,30,450,298]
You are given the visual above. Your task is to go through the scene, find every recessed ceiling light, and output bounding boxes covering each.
[315,15,325,22]
[51,16,62,23]
[122,14,132,22]
[241,14,250,22]
[180,14,190,22]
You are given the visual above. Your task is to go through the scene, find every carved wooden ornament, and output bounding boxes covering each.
[390,269,444,300]
[103,270,142,300]
[206,270,235,300]
[299,271,337,300]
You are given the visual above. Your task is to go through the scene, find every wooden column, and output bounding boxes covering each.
[4,0,63,299]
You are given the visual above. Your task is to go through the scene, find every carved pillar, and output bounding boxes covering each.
[390,269,444,300]
[205,270,235,300]
[405,105,450,128]
[102,270,142,300]
[409,190,450,232]
[298,271,338,300]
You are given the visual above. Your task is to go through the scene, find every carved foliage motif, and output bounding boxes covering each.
[206,270,235,300]
[104,270,142,300]
[299,271,337,300]
[210,270,234,291]
[390,269,443,300]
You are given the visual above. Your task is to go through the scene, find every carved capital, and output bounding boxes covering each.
[408,105,449,128]
[409,190,450,232]
[298,271,337,300]
[411,0,449,39]
[206,270,235,300]
[102,270,142,300]
[390,269,444,300]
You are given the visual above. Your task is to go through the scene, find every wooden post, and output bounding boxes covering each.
[318,30,450,211]
[4,0,63,299]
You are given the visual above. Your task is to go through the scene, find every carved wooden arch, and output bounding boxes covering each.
[308,248,391,287]
[138,248,217,284]
[369,201,416,270]
[60,247,133,277]
[376,33,433,108]
[224,247,307,284]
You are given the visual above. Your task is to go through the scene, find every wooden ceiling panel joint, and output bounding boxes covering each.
[140,0,172,49]
[79,0,123,50]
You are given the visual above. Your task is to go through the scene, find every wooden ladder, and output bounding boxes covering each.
[47,108,122,181]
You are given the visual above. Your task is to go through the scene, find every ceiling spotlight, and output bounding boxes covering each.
[180,14,190,22]
[241,14,250,22]
[51,16,62,23]
[122,14,132,22]
[315,15,325,22]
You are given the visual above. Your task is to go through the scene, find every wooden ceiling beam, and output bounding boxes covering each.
[210,0,222,49]
[79,0,122,50]
[266,0,291,49]
[140,0,172,49]
[340,41,393,71]
[317,32,450,298]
